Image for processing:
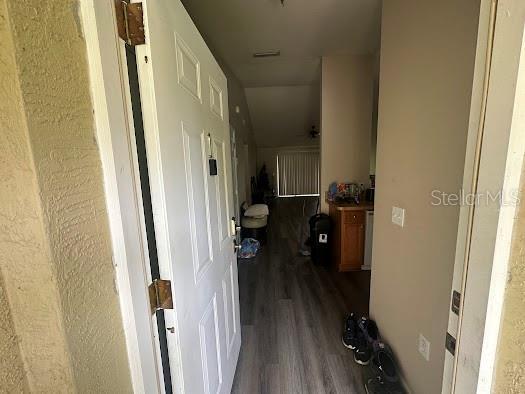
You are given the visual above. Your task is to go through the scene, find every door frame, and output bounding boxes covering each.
[443,0,525,392]
[441,1,497,391]
[81,0,525,393]
[230,126,241,223]
[80,0,164,392]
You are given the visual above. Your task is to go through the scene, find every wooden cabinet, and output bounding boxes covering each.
[329,204,369,272]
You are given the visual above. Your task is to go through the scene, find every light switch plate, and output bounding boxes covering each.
[392,206,405,227]
[419,333,431,361]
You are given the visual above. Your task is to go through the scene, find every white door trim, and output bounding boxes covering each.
[475,1,525,390]
[444,0,525,392]
[80,1,163,392]
[441,1,497,392]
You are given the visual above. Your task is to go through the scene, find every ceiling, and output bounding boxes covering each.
[245,85,321,147]
[182,0,382,147]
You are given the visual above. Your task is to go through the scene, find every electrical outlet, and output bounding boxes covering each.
[392,206,405,227]
[418,333,431,361]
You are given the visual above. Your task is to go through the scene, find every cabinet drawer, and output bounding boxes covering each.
[343,210,365,225]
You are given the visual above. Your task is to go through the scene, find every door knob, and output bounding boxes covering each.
[234,239,241,252]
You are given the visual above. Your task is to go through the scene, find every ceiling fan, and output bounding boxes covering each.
[308,125,320,139]
[295,125,320,140]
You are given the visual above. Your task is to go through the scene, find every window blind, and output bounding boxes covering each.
[277,151,320,197]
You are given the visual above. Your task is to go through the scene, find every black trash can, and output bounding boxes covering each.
[309,213,331,265]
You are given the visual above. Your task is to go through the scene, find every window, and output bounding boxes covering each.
[277,151,320,197]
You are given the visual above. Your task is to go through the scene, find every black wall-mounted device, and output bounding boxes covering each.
[209,158,218,176]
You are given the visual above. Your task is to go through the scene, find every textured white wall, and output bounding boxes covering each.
[0,0,74,390]
[0,0,133,391]
[494,167,525,392]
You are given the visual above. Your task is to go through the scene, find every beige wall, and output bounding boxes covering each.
[320,55,374,212]
[370,1,480,393]
[0,0,132,391]
[225,70,257,205]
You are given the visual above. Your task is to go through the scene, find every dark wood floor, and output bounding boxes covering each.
[232,197,371,394]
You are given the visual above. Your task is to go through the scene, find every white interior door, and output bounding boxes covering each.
[135,1,241,392]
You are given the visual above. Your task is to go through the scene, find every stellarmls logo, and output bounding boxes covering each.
[430,189,521,207]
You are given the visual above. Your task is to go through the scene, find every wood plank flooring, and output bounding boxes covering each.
[232,197,371,394]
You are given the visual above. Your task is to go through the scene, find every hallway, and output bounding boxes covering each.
[232,197,371,394]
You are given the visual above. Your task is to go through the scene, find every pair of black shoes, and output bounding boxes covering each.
[342,314,379,365]
[365,346,405,394]
[342,314,400,387]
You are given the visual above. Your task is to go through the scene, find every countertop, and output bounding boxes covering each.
[327,200,374,212]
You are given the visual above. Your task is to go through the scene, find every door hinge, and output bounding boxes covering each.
[148,279,173,314]
[114,1,145,46]
[445,332,456,356]
[451,290,461,315]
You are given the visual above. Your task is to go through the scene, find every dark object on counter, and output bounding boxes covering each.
[365,188,375,202]
[309,214,331,265]
[334,194,359,204]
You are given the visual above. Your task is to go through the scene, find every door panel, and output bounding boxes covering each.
[209,78,224,119]
[199,295,222,394]
[213,137,232,249]
[182,123,214,282]
[136,1,241,392]
[175,35,202,101]
[222,260,237,358]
